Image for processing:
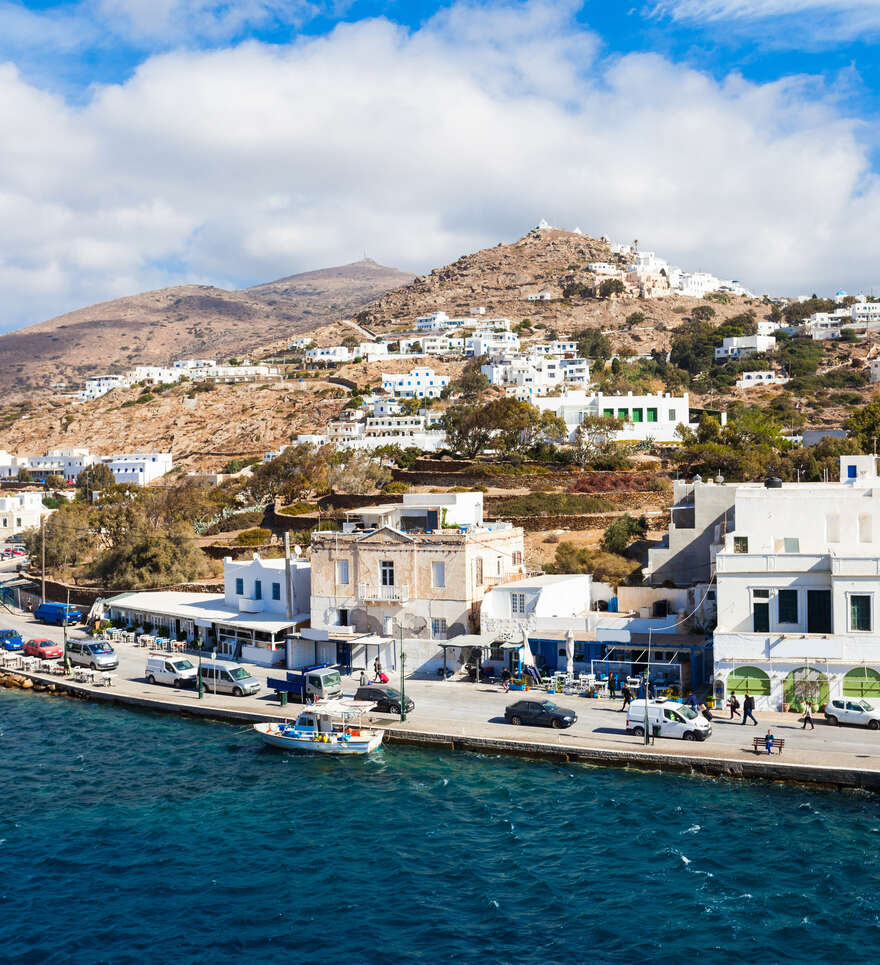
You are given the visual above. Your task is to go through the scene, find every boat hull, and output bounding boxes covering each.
[254,723,383,755]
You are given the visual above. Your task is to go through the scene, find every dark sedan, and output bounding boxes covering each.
[505,699,577,729]
[354,684,415,715]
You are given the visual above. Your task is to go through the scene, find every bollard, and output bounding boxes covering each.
[280,691,288,707]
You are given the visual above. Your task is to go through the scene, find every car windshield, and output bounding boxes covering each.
[230,667,250,680]
[858,700,874,711]
[541,701,557,711]
[90,643,112,653]
[323,671,341,689]
[174,660,194,671]
[677,705,698,720]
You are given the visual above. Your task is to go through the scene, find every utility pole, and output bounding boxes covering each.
[283,532,294,621]
[644,628,652,748]
[40,514,46,604]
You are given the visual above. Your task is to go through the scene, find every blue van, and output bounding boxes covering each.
[34,602,83,626]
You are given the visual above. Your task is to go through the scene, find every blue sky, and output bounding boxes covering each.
[2,0,880,331]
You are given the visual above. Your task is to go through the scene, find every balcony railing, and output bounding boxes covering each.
[357,583,409,603]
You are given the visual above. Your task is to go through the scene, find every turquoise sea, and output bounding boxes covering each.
[2,689,879,964]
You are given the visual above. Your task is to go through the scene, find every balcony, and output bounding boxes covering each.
[357,583,409,604]
[238,597,265,613]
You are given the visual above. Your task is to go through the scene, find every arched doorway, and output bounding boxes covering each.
[784,666,829,707]
[843,667,880,699]
[726,665,771,697]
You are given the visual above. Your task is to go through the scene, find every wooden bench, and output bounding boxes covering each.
[753,736,785,755]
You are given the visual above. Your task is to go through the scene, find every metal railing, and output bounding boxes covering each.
[357,583,409,603]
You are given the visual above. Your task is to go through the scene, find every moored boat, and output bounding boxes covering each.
[254,699,383,755]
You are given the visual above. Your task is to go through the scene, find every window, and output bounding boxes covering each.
[783,538,800,554]
[848,463,858,479]
[850,594,872,632]
[631,408,643,422]
[490,644,504,661]
[603,408,614,418]
[511,592,526,615]
[513,551,522,565]
[337,560,350,585]
[752,588,770,633]
[475,558,483,585]
[254,580,262,600]
[647,408,658,422]
[733,536,748,554]
[235,577,244,595]
[431,618,448,639]
[668,409,676,421]
[617,408,629,420]
[272,582,281,601]
[432,561,445,588]
[380,561,394,586]
[778,589,798,624]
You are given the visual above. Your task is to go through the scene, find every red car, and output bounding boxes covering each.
[23,639,63,659]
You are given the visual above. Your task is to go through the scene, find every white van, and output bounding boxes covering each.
[199,660,261,697]
[145,653,198,688]
[626,698,711,742]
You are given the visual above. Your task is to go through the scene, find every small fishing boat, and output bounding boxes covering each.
[254,699,384,755]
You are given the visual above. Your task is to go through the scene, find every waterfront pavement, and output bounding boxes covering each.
[2,605,880,775]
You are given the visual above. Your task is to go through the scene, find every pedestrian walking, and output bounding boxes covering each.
[620,685,633,712]
[608,673,616,698]
[741,693,758,726]
[501,667,511,692]
[373,655,382,681]
[802,701,815,730]
[685,692,699,712]
[728,691,741,719]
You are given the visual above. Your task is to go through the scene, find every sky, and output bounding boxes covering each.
[2,0,880,333]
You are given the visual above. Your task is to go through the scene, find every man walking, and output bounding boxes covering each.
[620,684,633,712]
[802,701,815,730]
[741,692,758,726]
[728,691,741,720]
[608,673,617,699]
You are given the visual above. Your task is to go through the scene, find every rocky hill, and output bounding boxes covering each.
[0,259,413,396]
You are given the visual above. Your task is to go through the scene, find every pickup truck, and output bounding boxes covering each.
[267,664,343,705]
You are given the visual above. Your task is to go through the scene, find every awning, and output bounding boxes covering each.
[435,633,498,650]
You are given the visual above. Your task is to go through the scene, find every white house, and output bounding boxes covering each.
[0,491,51,540]
[735,370,790,389]
[306,346,351,364]
[587,262,621,276]
[78,375,130,402]
[714,456,880,710]
[525,291,554,301]
[714,335,776,360]
[467,331,520,357]
[104,452,173,485]
[381,368,450,399]
[416,311,451,331]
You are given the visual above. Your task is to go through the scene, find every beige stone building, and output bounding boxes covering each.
[307,495,525,673]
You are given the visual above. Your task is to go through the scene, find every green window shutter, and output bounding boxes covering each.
[727,665,771,696]
[647,408,658,422]
[617,408,629,419]
[778,589,798,624]
[843,667,880,697]
[632,408,643,422]
[603,408,614,418]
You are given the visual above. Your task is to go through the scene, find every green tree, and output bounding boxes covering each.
[443,405,492,457]
[601,514,648,554]
[76,462,117,497]
[575,328,612,361]
[23,502,97,573]
[16,468,32,483]
[43,474,65,489]
[572,415,625,468]
[443,356,489,399]
[847,395,880,452]
[691,305,716,323]
[327,450,391,493]
[598,278,625,298]
[249,444,331,501]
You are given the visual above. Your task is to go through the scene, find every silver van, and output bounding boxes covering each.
[199,660,260,697]
[67,640,119,671]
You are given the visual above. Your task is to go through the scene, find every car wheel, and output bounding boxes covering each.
[632,726,644,737]
[172,679,181,689]
[390,704,401,714]
[510,715,522,726]
[90,662,97,671]
[147,674,156,685]
[551,718,563,729]
[826,715,838,726]
[233,686,243,697]
[683,731,696,741]
[869,719,879,731]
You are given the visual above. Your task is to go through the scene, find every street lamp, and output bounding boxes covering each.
[197,632,204,699]
[644,628,652,748]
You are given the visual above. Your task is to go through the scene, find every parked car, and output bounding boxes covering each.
[0,629,24,651]
[354,684,415,714]
[199,661,260,697]
[66,640,118,671]
[504,699,577,729]
[825,697,880,729]
[23,638,63,659]
[625,699,711,741]
[145,654,198,688]
[33,602,82,626]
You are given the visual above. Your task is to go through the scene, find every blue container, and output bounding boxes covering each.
[608,597,618,613]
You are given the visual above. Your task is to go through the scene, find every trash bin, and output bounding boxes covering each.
[280,691,288,707]
[651,724,661,738]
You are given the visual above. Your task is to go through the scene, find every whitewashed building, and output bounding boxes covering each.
[714,457,880,709]
[381,368,450,399]
[0,491,51,540]
[305,346,351,364]
[735,370,790,389]
[714,335,776,360]
[78,375,130,402]
[102,452,174,485]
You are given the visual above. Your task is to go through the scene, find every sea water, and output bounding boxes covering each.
[1,690,879,964]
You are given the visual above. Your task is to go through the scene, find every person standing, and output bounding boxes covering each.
[728,692,741,720]
[608,673,617,698]
[742,693,758,726]
[501,667,511,692]
[802,701,815,730]
[685,692,699,712]
[620,685,633,712]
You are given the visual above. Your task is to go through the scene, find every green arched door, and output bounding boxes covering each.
[726,666,771,696]
[784,666,829,706]
[843,667,880,698]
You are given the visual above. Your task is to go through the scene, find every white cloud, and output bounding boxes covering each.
[650,0,880,40]
[2,0,880,331]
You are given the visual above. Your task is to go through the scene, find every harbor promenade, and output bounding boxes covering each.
[2,608,879,790]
